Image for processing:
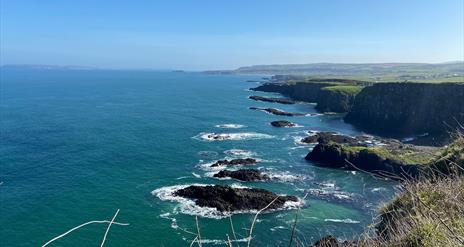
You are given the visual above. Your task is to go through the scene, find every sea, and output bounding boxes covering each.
[0,68,397,246]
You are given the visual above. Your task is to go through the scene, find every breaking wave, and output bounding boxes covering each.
[152,184,304,219]
[215,124,247,129]
[193,132,274,141]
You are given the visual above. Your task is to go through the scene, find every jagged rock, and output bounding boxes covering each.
[249,107,304,116]
[213,169,270,181]
[310,235,358,247]
[210,158,258,167]
[271,120,296,127]
[305,141,421,178]
[301,132,358,144]
[249,95,295,104]
[174,185,298,212]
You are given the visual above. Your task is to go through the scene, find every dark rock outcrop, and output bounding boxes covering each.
[345,82,464,137]
[251,82,335,102]
[249,107,305,116]
[305,142,420,178]
[310,235,357,247]
[210,158,258,167]
[213,169,270,181]
[174,185,298,212]
[251,82,362,113]
[301,132,359,144]
[271,120,297,127]
[249,95,295,104]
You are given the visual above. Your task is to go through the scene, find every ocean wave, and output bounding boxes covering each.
[371,187,387,193]
[193,132,274,141]
[313,182,336,188]
[223,149,256,157]
[324,218,360,224]
[215,124,247,129]
[152,184,304,219]
[197,158,261,172]
[306,188,355,201]
[270,225,287,231]
[266,171,306,182]
[196,237,249,245]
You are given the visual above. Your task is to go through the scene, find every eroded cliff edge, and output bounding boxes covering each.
[344,82,464,136]
[252,81,464,143]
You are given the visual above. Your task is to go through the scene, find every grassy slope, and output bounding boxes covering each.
[321,85,364,95]
[339,143,439,165]
[360,135,464,247]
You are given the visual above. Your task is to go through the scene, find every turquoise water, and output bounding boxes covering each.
[0,69,396,246]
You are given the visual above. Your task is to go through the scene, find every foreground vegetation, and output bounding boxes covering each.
[347,133,463,247]
[367,174,464,247]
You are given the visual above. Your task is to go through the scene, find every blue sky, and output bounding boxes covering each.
[1,0,463,70]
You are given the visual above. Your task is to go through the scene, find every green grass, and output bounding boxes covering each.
[339,144,438,165]
[321,85,364,95]
[371,175,464,247]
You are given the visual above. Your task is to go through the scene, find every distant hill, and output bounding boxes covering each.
[206,62,464,82]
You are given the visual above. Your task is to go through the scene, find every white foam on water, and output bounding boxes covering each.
[215,124,247,129]
[371,187,387,193]
[153,184,304,219]
[333,193,352,200]
[197,158,261,172]
[224,149,256,157]
[159,212,179,229]
[292,135,308,145]
[269,225,286,232]
[230,183,249,189]
[198,237,249,245]
[194,132,274,141]
[192,172,201,178]
[176,176,189,180]
[324,218,360,224]
[152,184,225,219]
[305,113,323,117]
[314,182,336,188]
[265,171,305,182]
[307,188,354,201]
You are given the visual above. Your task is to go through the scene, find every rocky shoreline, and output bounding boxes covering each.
[213,169,270,181]
[174,185,298,212]
[251,81,464,145]
[249,95,295,104]
[304,131,440,178]
[210,158,258,167]
[153,77,463,246]
[249,107,305,116]
[270,120,297,127]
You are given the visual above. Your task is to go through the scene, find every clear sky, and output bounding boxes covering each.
[1,0,463,70]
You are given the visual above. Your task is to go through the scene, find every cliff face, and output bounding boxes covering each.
[251,82,333,102]
[345,83,464,135]
[315,88,357,113]
[251,82,356,113]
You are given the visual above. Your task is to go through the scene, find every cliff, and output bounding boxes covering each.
[251,82,361,113]
[315,85,362,113]
[251,82,336,102]
[345,82,464,136]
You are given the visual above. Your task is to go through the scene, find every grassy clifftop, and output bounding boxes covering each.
[321,85,364,95]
